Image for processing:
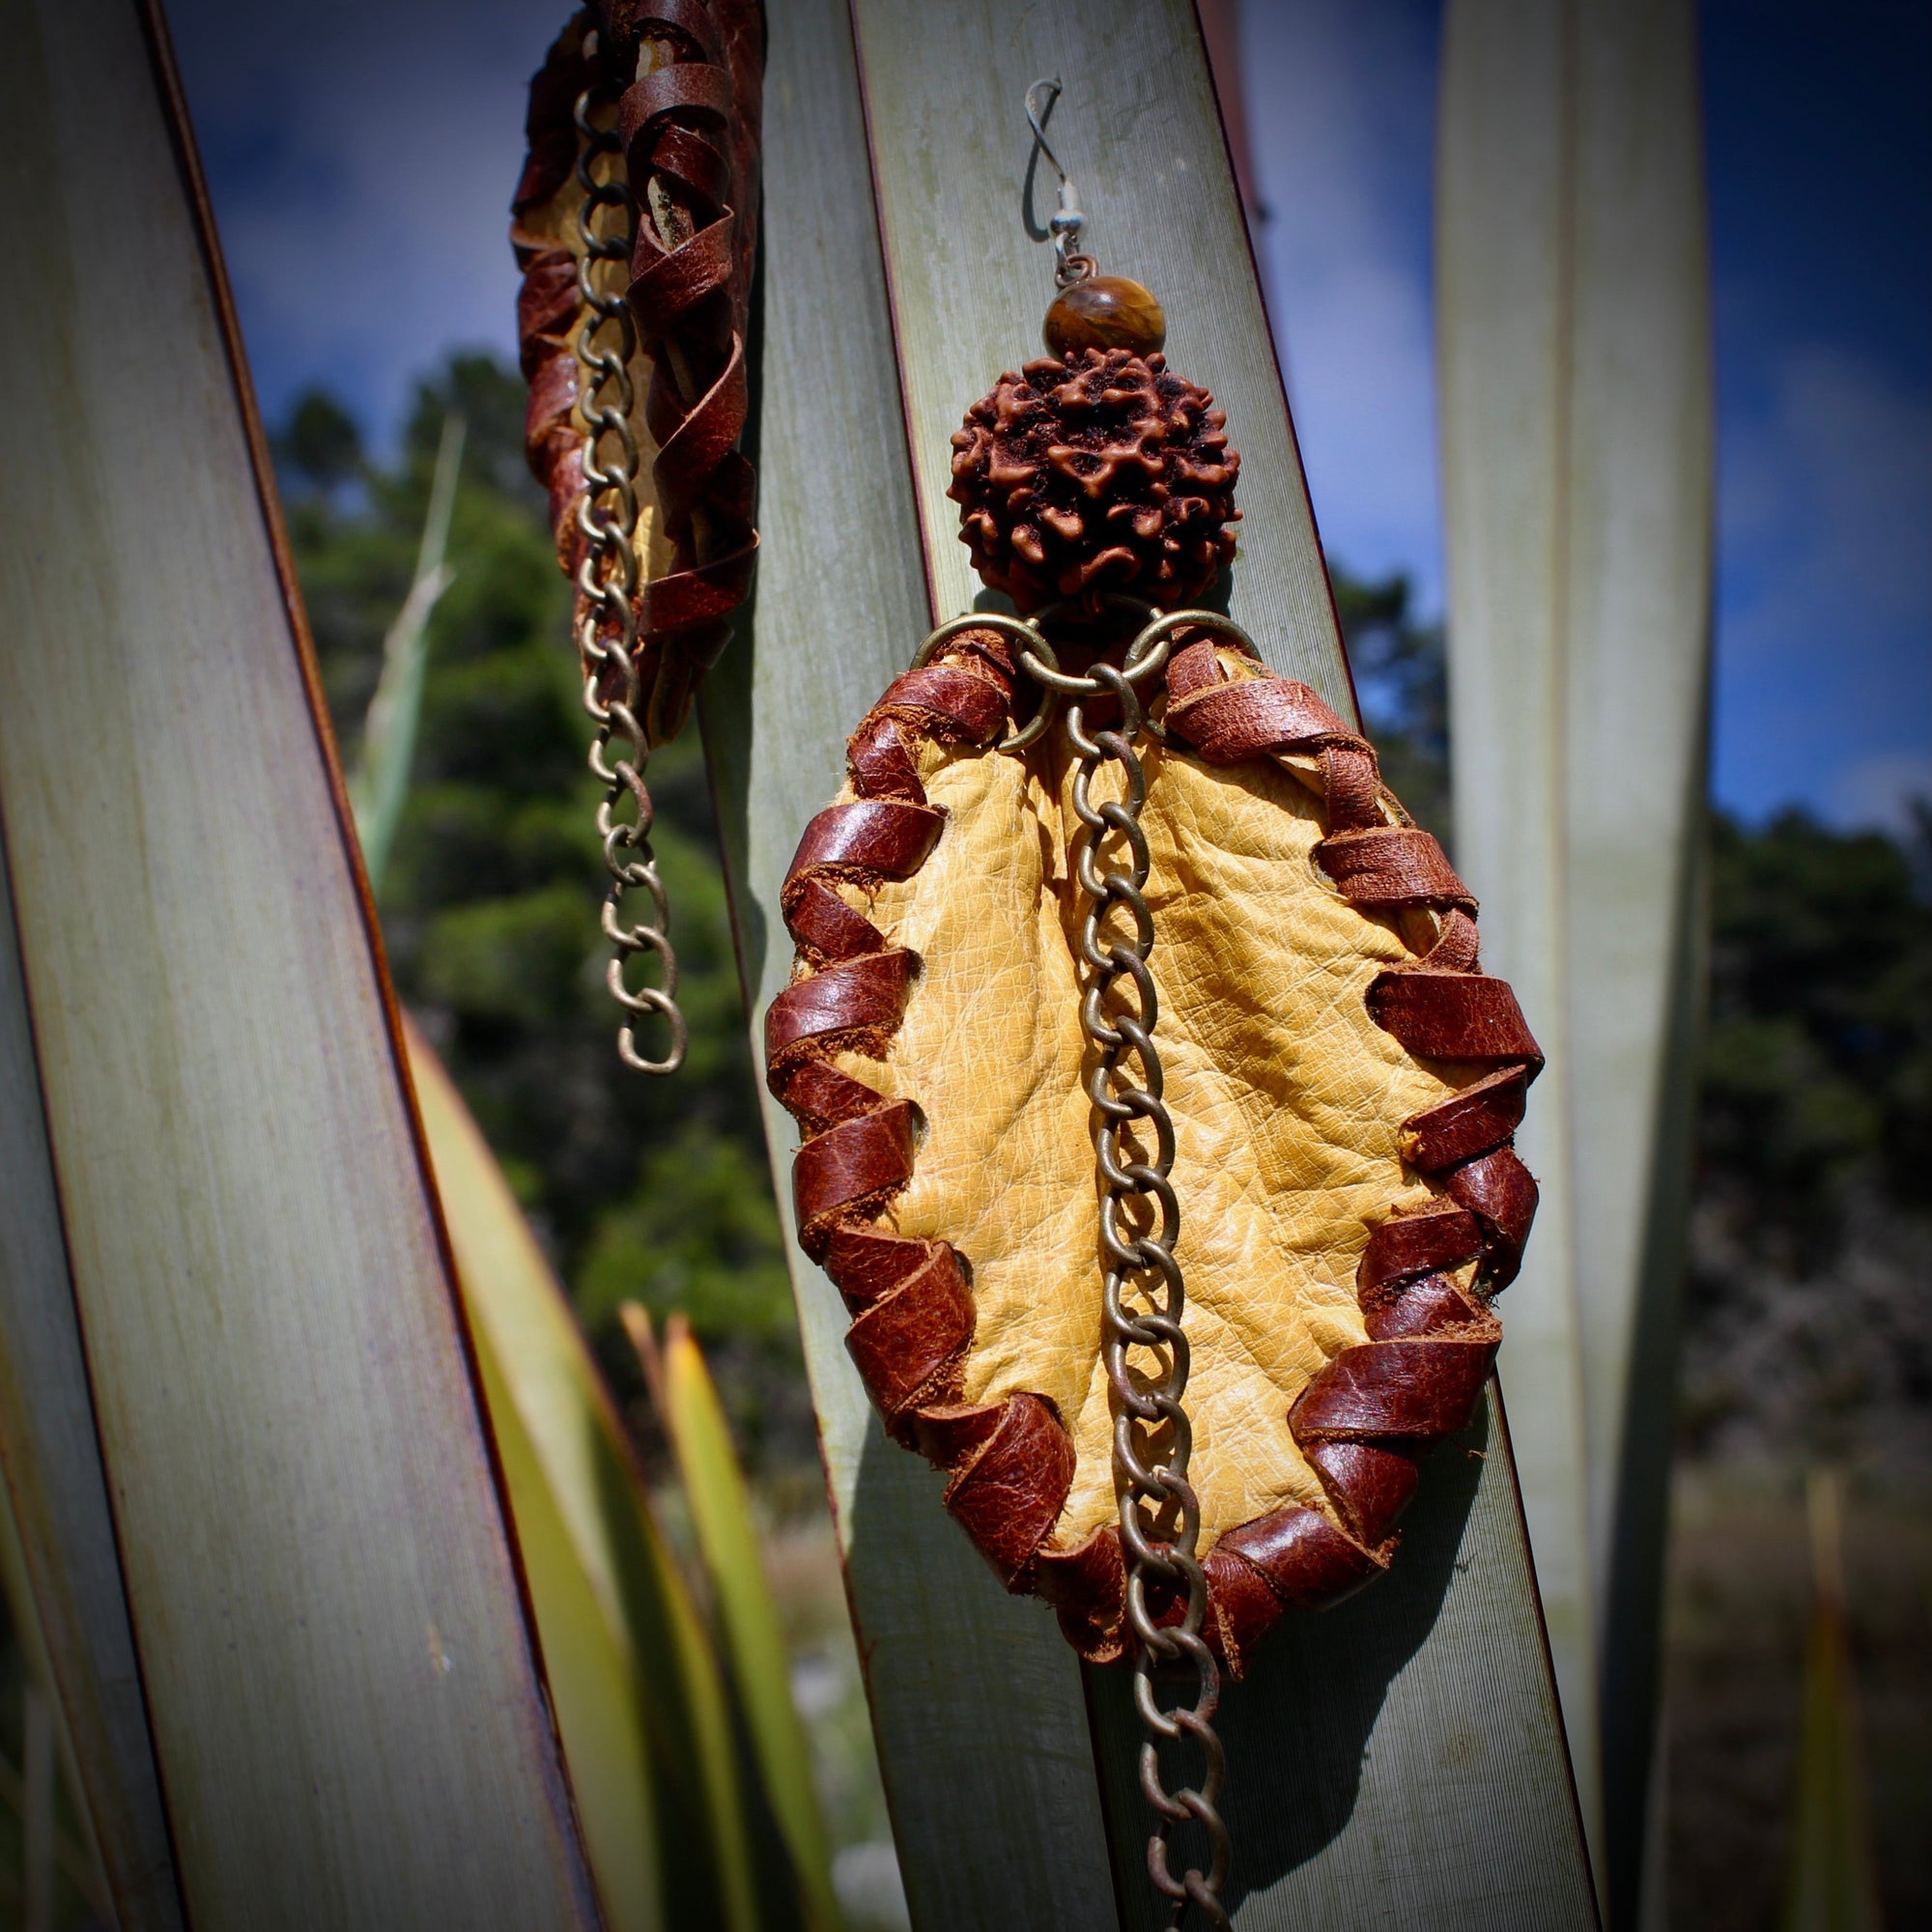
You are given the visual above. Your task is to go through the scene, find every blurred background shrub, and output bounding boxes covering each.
[274,353,812,1478]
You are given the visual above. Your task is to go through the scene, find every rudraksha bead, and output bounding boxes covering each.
[948,348,1240,612]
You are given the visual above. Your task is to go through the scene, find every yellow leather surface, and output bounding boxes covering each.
[521,121,670,582]
[837,730,1459,1551]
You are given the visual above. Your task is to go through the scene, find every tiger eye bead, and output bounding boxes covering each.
[1042,274,1167,359]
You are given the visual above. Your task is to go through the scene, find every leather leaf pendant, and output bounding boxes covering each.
[511,1,763,747]
[767,631,1542,1676]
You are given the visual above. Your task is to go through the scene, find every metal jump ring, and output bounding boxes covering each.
[1127,608,1262,665]
[911,612,1063,752]
[1019,638,1172,697]
[1024,594,1170,695]
[911,611,1043,668]
[1014,594,1204,697]
[1123,609,1263,744]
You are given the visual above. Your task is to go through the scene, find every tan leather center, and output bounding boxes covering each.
[834,731,1458,1553]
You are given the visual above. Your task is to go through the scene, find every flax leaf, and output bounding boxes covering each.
[407,1018,761,1932]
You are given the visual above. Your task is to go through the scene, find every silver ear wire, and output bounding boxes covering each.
[1025,77,1091,285]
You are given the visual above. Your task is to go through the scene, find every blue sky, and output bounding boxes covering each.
[169,0,1929,833]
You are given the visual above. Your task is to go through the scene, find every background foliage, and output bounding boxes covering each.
[279,356,805,1470]
[1688,805,1932,1463]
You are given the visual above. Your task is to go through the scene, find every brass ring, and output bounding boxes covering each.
[1127,610,1261,746]
[1020,594,1171,701]
[1127,608,1263,667]
[910,613,1061,753]
[910,611,1043,669]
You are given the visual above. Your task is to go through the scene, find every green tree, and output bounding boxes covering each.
[275,388,365,494]
[1702,805,1932,1239]
[274,352,1463,1463]
[279,349,1931,1469]
[1685,805,1932,1458]
[274,352,802,1463]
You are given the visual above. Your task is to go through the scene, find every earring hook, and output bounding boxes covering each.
[1024,77,1068,185]
[1023,77,1092,285]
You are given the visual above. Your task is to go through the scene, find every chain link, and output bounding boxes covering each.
[1065,661,1233,1929]
[906,609,1241,1917]
[571,86,686,1075]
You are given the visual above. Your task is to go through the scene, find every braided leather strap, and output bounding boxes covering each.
[1161,639,1539,1672]
[608,0,762,738]
[511,3,763,744]
[511,20,597,584]
[767,637,1086,1587]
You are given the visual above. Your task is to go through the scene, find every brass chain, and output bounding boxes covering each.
[914,609,1267,1918]
[1064,656,1232,1930]
[570,85,686,1075]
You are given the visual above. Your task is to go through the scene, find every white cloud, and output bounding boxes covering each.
[169,0,1927,838]
[1234,7,1930,834]
[179,0,1455,580]
[1721,346,1932,639]
[1236,0,1444,611]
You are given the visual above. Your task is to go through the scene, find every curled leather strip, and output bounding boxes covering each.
[510,3,763,745]
[768,631,1543,1677]
[1164,637,1544,1296]
[511,17,595,587]
[610,0,762,738]
[765,635,1093,1582]
[513,19,600,586]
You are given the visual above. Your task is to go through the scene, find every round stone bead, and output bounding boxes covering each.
[1042,274,1167,359]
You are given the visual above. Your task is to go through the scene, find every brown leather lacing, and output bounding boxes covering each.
[766,632,1543,1675]
[1163,640,1541,1673]
[512,19,597,582]
[512,1,762,746]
